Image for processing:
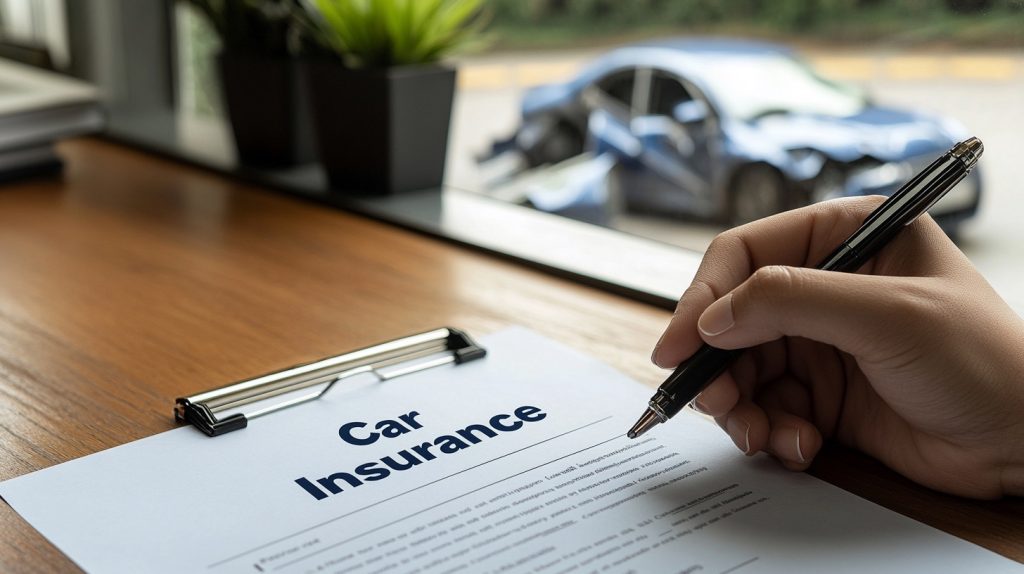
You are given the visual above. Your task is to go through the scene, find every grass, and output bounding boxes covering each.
[485,9,1024,53]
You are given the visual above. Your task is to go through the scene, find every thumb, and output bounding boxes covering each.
[697,265,932,358]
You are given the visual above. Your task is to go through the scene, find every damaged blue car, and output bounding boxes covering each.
[487,38,981,231]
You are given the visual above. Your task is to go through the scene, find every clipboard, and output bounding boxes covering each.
[174,327,486,437]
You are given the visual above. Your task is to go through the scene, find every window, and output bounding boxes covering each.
[64,2,1024,309]
[648,72,693,117]
[596,69,634,107]
[594,68,635,111]
[0,0,68,69]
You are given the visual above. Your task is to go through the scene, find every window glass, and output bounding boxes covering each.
[448,3,1024,308]
[648,72,693,117]
[163,2,1024,307]
[0,0,69,68]
[596,69,635,109]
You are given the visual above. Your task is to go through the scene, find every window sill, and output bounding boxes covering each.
[103,113,700,309]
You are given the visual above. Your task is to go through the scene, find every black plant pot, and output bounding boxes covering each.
[304,61,456,194]
[217,52,314,168]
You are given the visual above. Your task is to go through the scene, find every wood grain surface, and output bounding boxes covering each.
[0,139,1019,572]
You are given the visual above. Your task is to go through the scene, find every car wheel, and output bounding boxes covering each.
[525,121,584,167]
[728,164,787,226]
[811,162,845,205]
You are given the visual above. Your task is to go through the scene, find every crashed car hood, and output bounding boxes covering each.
[751,106,954,162]
[522,83,576,117]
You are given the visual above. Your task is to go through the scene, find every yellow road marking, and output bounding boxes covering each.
[458,64,513,90]
[456,53,1021,91]
[949,56,1017,80]
[809,56,875,80]
[885,56,943,79]
[515,62,583,87]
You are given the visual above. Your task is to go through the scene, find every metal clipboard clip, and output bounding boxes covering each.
[174,327,486,437]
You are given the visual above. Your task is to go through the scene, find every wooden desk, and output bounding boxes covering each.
[0,139,1020,571]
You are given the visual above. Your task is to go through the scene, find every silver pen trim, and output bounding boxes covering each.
[951,136,983,168]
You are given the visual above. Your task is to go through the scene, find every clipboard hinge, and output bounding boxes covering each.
[181,402,248,436]
[174,327,485,437]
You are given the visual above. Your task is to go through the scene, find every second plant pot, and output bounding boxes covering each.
[304,60,456,194]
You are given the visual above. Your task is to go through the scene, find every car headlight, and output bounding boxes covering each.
[785,148,827,180]
[842,156,979,215]
[849,161,913,191]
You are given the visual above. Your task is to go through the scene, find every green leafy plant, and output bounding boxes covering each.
[185,0,307,57]
[309,0,487,68]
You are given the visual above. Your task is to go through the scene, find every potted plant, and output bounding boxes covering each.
[303,0,485,194]
[186,0,314,167]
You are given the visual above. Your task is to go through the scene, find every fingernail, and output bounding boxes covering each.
[698,293,735,336]
[692,397,709,414]
[726,417,750,454]
[794,429,806,463]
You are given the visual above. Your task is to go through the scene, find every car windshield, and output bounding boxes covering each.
[695,53,867,121]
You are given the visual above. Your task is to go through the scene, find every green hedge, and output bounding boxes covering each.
[486,0,1024,46]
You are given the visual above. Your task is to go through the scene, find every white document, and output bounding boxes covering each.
[1,328,1020,573]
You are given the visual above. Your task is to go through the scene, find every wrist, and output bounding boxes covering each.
[997,387,1024,497]
[1000,467,1024,497]
[998,424,1024,497]
[991,322,1024,496]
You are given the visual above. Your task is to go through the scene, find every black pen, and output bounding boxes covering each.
[627,136,984,439]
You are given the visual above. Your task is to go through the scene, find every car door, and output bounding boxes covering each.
[624,69,720,219]
[581,67,649,156]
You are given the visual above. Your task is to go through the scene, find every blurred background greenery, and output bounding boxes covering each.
[487,0,1024,49]
[181,0,1024,116]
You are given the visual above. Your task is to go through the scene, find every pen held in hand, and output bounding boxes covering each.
[627,137,984,440]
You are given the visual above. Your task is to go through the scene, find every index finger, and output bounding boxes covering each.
[651,196,884,369]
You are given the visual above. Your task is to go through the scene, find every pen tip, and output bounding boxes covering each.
[953,137,984,168]
[627,409,661,440]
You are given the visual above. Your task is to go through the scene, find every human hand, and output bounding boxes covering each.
[651,197,1024,499]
